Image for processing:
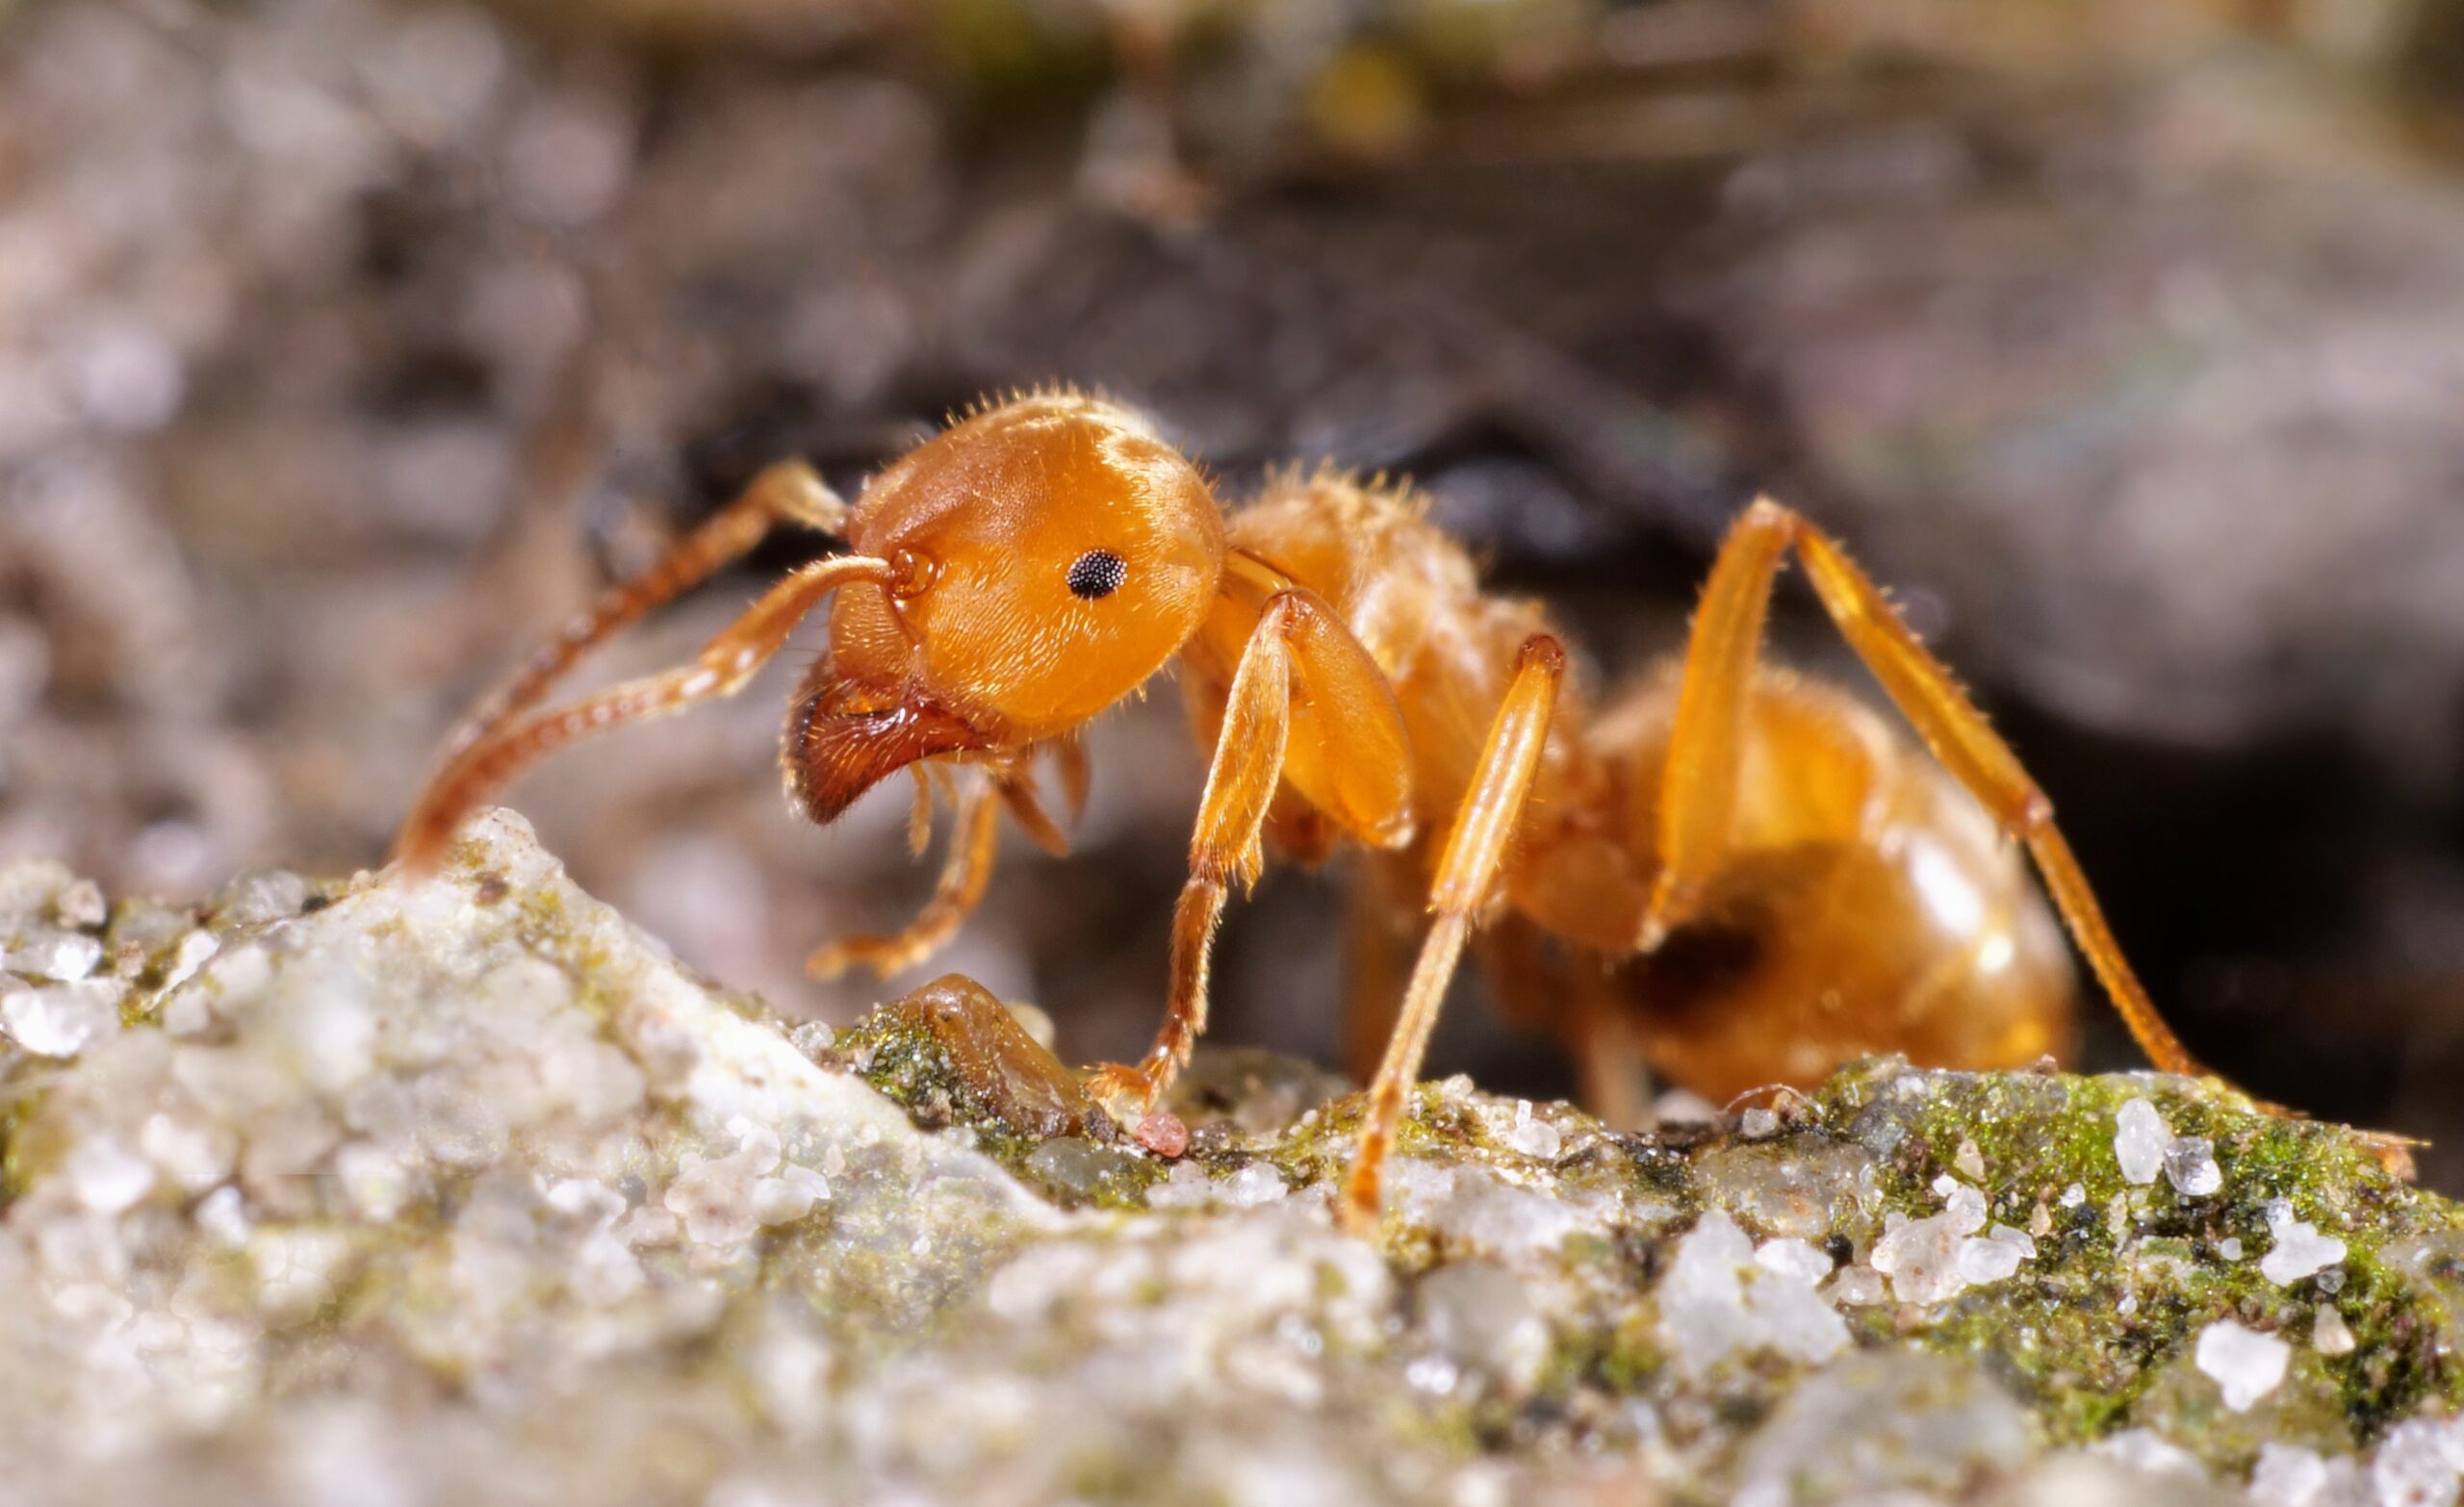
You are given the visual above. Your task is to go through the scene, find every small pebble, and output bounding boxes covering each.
[1986,1223,2037,1259]
[1134,1111,1190,1160]
[2370,1418,2463,1507]
[1954,1234,2024,1285]
[1656,1211,1848,1373]
[2259,1202,2347,1287]
[1143,1161,1213,1209]
[1821,1265,1888,1306]
[750,1166,831,1226]
[2248,1444,2331,1507]
[161,929,220,989]
[0,977,123,1057]
[2161,1135,2221,1197]
[2311,1306,2355,1356]
[1216,1162,1288,1208]
[216,869,312,927]
[54,879,106,928]
[2194,1319,2289,1412]
[2113,1098,2167,1186]
[1753,1239,1834,1285]
[66,1134,158,1213]
[9,928,103,983]
[619,1207,680,1247]
[2092,1429,2203,1479]
[1870,1183,1991,1304]
[195,1186,251,1248]
[1502,1101,1562,1161]
[1651,1088,1718,1125]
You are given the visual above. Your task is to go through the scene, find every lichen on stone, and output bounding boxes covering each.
[0,810,2461,1504]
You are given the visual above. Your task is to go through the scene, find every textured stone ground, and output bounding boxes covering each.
[16,0,2464,1179]
[0,811,2459,1506]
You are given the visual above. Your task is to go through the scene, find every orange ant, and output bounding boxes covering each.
[396,389,2347,1232]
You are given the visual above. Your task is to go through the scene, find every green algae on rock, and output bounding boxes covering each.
[0,809,2458,1505]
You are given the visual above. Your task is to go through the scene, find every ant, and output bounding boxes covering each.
[396,389,2374,1233]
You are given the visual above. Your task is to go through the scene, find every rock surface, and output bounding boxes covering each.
[0,811,2459,1505]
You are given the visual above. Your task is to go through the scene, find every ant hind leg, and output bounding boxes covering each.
[1342,862,1414,1089]
[1680,498,2416,1173]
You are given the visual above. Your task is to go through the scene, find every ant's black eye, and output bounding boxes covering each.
[1066,549,1128,600]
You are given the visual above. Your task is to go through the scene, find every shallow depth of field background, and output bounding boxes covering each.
[6,0,2464,1179]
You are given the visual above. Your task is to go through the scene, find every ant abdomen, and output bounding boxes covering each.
[1592,673,2075,1099]
[1615,817,2075,1102]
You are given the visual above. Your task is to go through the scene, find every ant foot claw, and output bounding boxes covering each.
[1084,1062,1160,1126]
[1335,1171,1383,1239]
[2355,1128,2422,1183]
[806,944,855,981]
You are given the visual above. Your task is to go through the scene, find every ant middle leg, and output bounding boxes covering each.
[1342,635,1566,1234]
[1571,968,1656,1132]
[1342,860,1415,1089]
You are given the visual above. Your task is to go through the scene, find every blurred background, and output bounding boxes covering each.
[6,0,2464,1179]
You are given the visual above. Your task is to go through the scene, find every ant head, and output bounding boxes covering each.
[841,390,1226,732]
[791,392,1224,821]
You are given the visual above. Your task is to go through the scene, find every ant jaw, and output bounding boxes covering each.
[783,676,995,826]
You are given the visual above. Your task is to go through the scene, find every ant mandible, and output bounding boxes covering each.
[394,389,2317,1232]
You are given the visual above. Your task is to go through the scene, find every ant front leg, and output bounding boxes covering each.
[395,550,896,871]
[1342,636,1565,1235]
[1085,588,1412,1126]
